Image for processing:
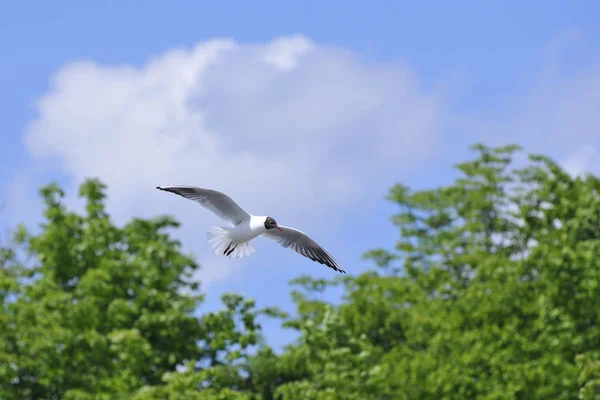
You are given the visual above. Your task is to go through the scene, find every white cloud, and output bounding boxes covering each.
[18,33,600,289]
[262,36,312,70]
[508,64,600,156]
[20,35,444,288]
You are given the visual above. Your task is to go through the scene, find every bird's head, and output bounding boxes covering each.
[264,216,284,231]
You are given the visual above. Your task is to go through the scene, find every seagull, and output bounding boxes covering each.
[156,186,345,273]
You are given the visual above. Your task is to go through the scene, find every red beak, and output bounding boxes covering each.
[276,227,284,231]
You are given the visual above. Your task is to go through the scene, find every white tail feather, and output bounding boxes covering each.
[206,226,256,259]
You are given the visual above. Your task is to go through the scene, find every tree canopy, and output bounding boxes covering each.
[2,143,600,399]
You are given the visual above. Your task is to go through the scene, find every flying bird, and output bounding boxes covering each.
[156,186,345,273]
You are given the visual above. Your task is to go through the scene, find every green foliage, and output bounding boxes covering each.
[272,143,600,399]
[0,179,279,399]
[135,293,287,399]
[0,179,204,399]
[3,143,600,399]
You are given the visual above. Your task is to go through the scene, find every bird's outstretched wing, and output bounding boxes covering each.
[156,186,250,226]
[262,226,345,273]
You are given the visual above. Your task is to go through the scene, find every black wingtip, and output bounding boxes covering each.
[156,186,165,191]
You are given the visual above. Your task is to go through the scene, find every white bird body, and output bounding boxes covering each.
[229,215,268,242]
[156,186,345,273]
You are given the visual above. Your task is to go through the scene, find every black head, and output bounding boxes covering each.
[264,216,283,231]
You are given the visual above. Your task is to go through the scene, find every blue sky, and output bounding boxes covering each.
[2,1,600,350]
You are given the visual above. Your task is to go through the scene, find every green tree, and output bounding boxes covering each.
[0,180,278,399]
[1,240,21,396]
[133,293,286,400]
[271,144,600,399]
[0,179,204,399]
[5,144,600,399]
